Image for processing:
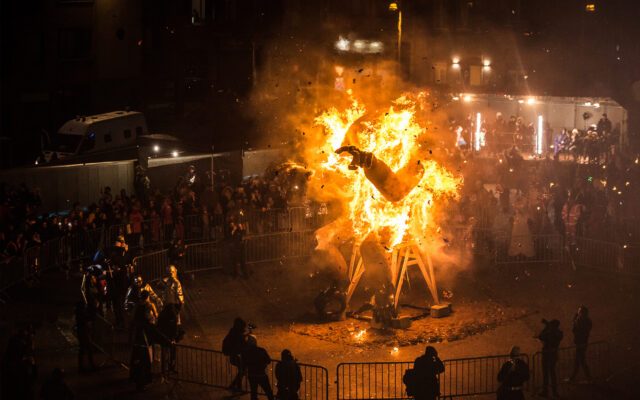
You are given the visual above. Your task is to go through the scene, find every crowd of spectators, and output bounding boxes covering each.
[451,112,619,164]
[0,162,313,265]
[451,145,640,260]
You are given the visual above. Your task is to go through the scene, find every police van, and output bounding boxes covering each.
[39,110,180,164]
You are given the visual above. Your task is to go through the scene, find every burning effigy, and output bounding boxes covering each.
[300,90,461,326]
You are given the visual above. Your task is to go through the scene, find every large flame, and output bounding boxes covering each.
[310,92,461,250]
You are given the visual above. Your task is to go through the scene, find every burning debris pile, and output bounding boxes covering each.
[290,299,531,349]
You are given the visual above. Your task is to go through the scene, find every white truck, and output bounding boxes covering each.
[39,110,180,164]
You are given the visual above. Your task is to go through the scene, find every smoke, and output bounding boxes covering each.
[245,19,478,304]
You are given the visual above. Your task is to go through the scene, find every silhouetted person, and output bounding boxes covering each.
[497,346,529,400]
[569,305,592,382]
[411,346,444,400]
[129,291,158,391]
[74,301,96,372]
[157,303,180,374]
[161,265,184,325]
[40,368,74,400]
[242,335,274,400]
[275,349,302,400]
[537,319,563,397]
[223,317,248,392]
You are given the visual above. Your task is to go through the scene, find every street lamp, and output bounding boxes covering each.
[389,2,402,63]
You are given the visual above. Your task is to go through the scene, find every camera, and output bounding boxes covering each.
[247,323,257,332]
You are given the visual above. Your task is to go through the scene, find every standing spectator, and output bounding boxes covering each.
[40,368,74,400]
[242,335,274,400]
[161,198,174,244]
[128,206,144,250]
[74,301,96,372]
[129,291,158,392]
[536,319,563,398]
[408,345,445,400]
[275,349,302,400]
[223,318,248,392]
[497,346,529,400]
[160,265,184,325]
[157,304,180,375]
[228,219,247,279]
[168,238,186,269]
[569,305,592,382]
[124,275,162,313]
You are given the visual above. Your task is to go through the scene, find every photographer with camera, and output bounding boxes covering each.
[497,346,529,400]
[536,319,563,398]
[404,345,444,400]
[223,318,249,392]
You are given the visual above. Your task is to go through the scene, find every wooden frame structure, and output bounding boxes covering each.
[345,242,440,310]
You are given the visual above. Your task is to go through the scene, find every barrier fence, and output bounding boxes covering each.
[131,230,317,282]
[495,233,564,265]
[531,341,610,396]
[172,344,330,400]
[336,354,530,400]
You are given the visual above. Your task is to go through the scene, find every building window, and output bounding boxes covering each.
[58,28,92,59]
[124,129,132,139]
[104,133,112,143]
[135,126,143,137]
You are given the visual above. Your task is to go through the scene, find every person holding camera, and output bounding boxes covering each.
[497,346,529,400]
[223,318,249,392]
[242,334,274,400]
[536,319,563,398]
[405,345,444,400]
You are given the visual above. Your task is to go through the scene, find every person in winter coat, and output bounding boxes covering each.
[275,349,302,400]
[242,335,274,400]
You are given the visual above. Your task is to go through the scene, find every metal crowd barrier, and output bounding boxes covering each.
[336,354,530,400]
[495,234,564,265]
[183,241,224,273]
[572,237,624,274]
[244,230,316,264]
[172,344,329,400]
[132,249,170,283]
[531,341,609,396]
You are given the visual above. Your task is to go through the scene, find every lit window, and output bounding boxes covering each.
[585,4,595,12]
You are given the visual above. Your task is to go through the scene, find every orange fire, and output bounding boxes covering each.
[310,92,460,250]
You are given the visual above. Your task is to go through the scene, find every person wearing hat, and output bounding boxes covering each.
[275,349,302,400]
[497,346,529,400]
[537,319,563,397]
[242,335,274,400]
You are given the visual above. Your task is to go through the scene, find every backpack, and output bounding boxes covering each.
[403,368,418,397]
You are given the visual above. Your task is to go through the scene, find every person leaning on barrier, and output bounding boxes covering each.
[223,317,248,392]
[497,346,529,400]
[405,345,444,400]
[536,319,563,398]
[129,290,159,392]
[275,349,302,400]
[568,305,592,382]
[242,334,274,400]
[160,265,184,325]
[124,275,162,313]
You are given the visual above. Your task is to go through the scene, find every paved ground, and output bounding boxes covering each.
[1,256,638,399]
